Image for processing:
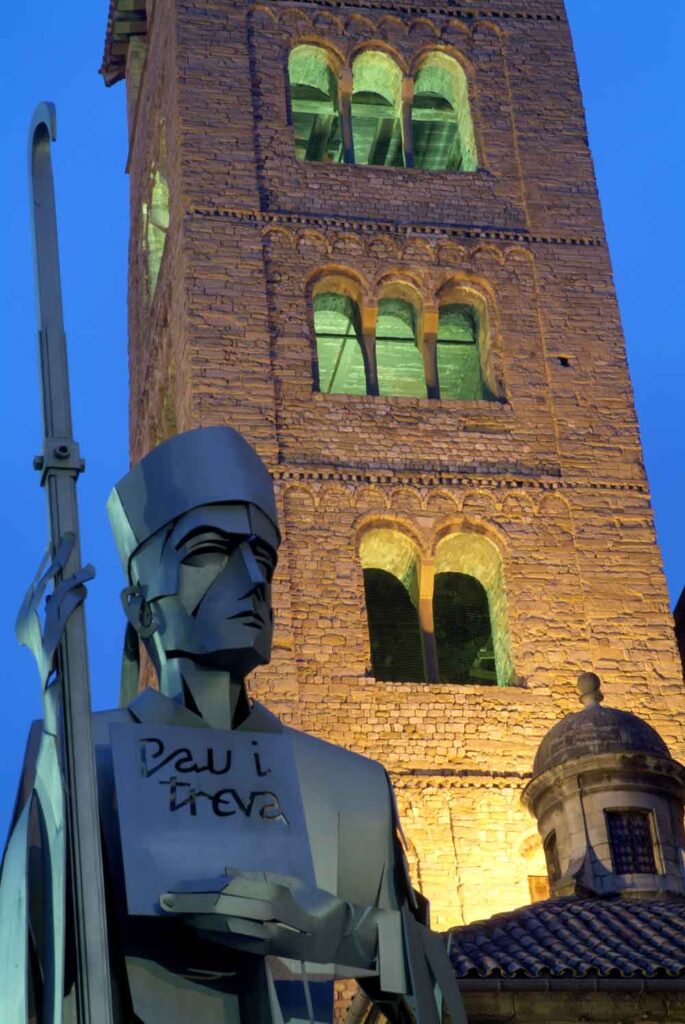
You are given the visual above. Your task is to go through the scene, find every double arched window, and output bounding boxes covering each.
[288,46,477,171]
[359,528,513,685]
[312,280,495,401]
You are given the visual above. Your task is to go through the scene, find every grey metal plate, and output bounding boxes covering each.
[111,723,315,915]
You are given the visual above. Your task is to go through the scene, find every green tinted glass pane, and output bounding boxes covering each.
[437,344,486,400]
[412,95,460,171]
[437,304,489,400]
[314,297,366,395]
[433,572,495,684]
[291,85,342,163]
[376,341,426,397]
[363,568,425,682]
[351,92,403,167]
[376,298,425,397]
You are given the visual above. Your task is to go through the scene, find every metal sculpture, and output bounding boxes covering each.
[102,425,467,1023]
[0,104,467,1024]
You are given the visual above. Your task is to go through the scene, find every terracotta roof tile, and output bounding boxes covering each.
[448,897,685,979]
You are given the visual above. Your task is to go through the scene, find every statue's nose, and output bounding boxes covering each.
[237,542,267,598]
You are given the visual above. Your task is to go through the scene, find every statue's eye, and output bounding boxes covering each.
[250,541,276,582]
[181,542,233,569]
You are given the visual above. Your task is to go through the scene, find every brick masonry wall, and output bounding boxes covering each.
[119,0,685,929]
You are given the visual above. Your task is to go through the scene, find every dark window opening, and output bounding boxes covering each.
[433,572,495,684]
[363,568,425,682]
[607,810,658,874]
[543,830,561,884]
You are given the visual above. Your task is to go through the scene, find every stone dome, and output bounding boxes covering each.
[532,672,671,777]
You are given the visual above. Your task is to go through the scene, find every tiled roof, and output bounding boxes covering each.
[101,0,147,86]
[448,897,685,979]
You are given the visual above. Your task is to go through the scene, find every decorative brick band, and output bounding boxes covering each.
[260,1,563,24]
[272,464,648,494]
[188,203,604,249]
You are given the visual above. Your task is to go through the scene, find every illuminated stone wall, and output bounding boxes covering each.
[114,0,685,932]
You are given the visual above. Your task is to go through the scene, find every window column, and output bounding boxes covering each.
[422,307,440,399]
[338,67,355,165]
[401,75,415,168]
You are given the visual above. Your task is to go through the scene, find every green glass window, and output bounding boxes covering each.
[412,54,477,172]
[351,52,403,167]
[412,93,460,171]
[144,167,169,298]
[376,298,426,398]
[313,293,367,395]
[437,304,490,401]
[363,567,425,682]
[433,572,496,684]
[288,46,343,163]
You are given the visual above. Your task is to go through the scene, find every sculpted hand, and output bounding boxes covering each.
[160,869,377,966]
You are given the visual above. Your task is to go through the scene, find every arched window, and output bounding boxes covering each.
[351,51,404,167]
[437,303,490,401]
[143,125,169,300]
[313,292,367,395]
[433,572,494,683]
[360,530,425,682]
[434,533,513,686]
[412,53,477,171]
[359,528,514,686]
[375,297,426,398]
[288,45,343,163]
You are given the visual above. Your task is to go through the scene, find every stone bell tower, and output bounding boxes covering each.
[102,0,685,928]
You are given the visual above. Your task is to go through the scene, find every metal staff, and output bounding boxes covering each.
[29,101,114,1024]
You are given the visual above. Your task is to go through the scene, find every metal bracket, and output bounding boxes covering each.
[33,437,85,484]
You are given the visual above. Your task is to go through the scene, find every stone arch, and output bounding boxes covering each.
[279,8,315,38]
[358,522,426,683]
[366,234,403,261]
[344,13,377,40]
[353,485,389,513]
[388,485,424,515]
[295,229,330,260]
[402,238,437,265]
[262,225,297,251]
[408,17,441,41]
[330,233,365,260]
[410,48,477,172]
[377,15,409,41]
[433,528,514,686]
[306,267,370,396]
[349,40,409,76]
[375,279,427,399]
[434,275,504,400]
[282,482,318,514]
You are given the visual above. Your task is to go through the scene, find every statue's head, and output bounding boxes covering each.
[107,427,280,680]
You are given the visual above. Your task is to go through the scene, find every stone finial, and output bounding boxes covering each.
[577,671,603,707]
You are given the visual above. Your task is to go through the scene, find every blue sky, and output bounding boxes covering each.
[0,2,684,840]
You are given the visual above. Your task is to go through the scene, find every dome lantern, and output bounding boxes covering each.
[522,673,685,899]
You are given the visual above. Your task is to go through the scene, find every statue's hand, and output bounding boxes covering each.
[160,869,377,965]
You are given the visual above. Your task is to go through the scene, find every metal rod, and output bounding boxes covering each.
[29,101,114,1024]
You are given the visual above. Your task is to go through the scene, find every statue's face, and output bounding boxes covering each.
[130,503,278,677]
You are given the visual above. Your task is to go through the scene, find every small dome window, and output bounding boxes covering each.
[606,810,658,875]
